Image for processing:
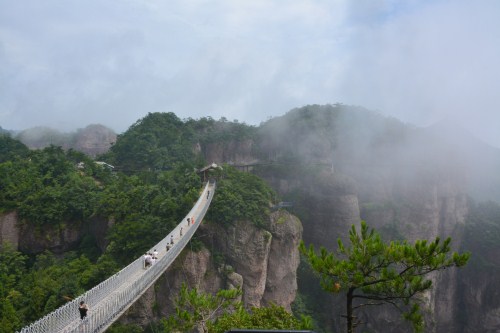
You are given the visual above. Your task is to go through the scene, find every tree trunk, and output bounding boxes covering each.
[347,287,354,333]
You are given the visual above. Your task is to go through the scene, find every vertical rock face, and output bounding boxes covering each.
[128,210,303,325]
[262,211,303,310]
[262,169,360,250]
[195,210,303,310]
[302,193,360,249]
[0,213,112,255]
[125,247,225,326]
[17,221,84,254]
[201,140,258,166]
[214,210,303,309]
[459,260,500,333]
[73,124,117,157]
[0,211,19,248]
[212,219,272,307]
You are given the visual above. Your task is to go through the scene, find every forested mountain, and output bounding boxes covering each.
[1,105,500,332]
[100,112,258,172]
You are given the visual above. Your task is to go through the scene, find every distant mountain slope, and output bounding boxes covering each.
[100,112,258,172]
[15,124,116,157]
[253,104,500,203]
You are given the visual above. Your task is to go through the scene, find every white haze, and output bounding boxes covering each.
[0,0,499,148]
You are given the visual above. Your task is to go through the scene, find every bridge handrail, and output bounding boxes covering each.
[18,182,214,333]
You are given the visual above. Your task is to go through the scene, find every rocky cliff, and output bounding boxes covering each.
[73,124,117,157]
[0,213,112,255]
[123,209,303,326]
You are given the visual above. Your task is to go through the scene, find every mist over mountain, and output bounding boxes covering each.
[11,124,117,157]
[422,119,500,202]
[5,103,500,208]
[254,104,500,204]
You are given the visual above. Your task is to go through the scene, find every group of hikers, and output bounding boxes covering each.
[142,188,212,270]
[145,215,197,268]
[143,249,159,268]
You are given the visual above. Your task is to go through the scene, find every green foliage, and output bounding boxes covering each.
[18,172,98,226]
[16,252,95,323]
[0,134,29,163]
[102,112,197,172]
[0,246,98,332]
[186,116,258,144]
[0,135,206,330]
[0,298,21,333]
[300,221,470,333]
[160,283,242,333]
[207,166,275,227]
[101,112,260,174]
[212,303,312,333]
[158,284,310,333]
[106,214,167,265]
[187,236,205,252]
[106,322,143,333]
[97,168,201,264]
[292,257,332,333]
[82,253,120,289]
[0,243,27,332]
[0,146,101,224]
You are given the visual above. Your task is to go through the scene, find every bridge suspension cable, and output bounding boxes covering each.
[18,181,216,333]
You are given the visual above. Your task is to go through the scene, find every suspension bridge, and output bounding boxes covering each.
[18,181,216,333]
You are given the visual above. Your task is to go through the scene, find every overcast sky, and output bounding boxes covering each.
[1,0,499,147]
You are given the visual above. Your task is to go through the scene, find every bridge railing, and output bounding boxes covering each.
[18,182,214,333]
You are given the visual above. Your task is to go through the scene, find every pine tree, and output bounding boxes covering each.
[300,221,470,333]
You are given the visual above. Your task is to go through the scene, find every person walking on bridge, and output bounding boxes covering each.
[79,301,89,320]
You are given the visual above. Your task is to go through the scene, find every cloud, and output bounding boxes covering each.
[338,0,500,146]
[0,0,499,147]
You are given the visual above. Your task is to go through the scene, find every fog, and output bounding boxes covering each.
[257,104,500,205]
[1,0,499,148]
